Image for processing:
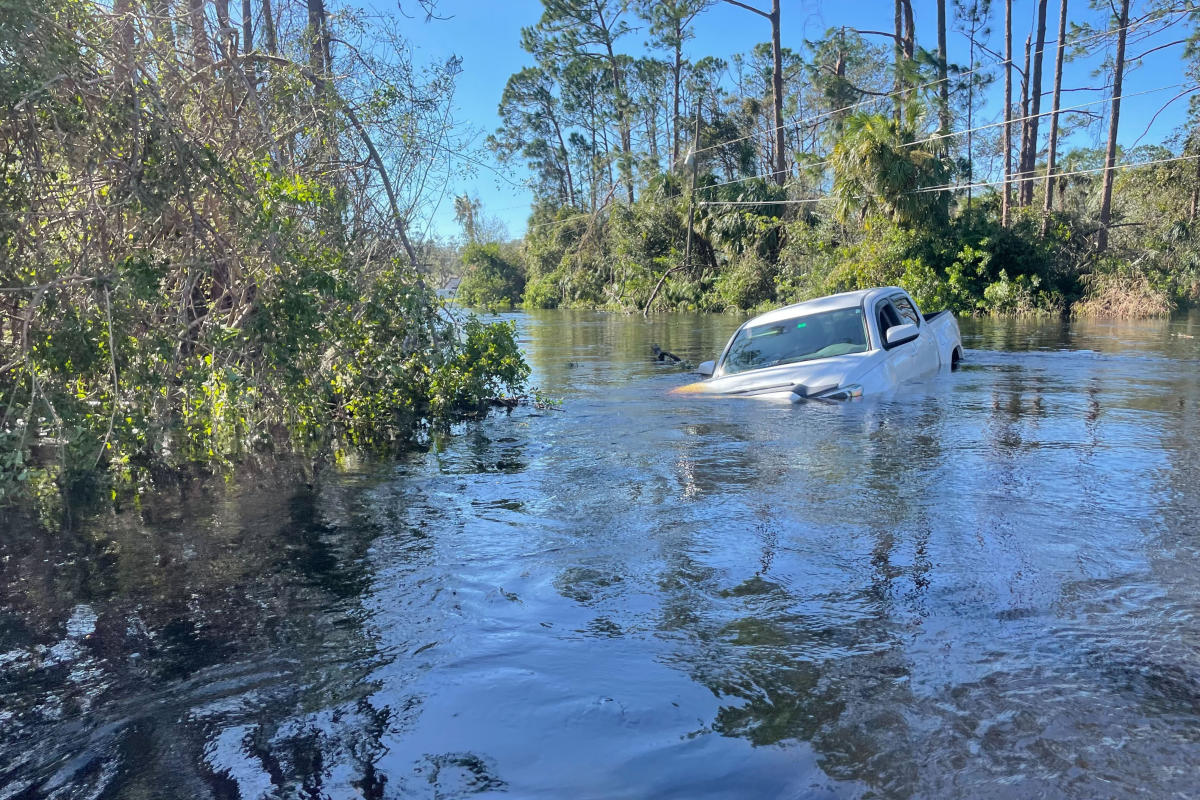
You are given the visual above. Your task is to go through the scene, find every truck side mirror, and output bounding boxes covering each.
[697,360,715,377]
[885,323,919,348]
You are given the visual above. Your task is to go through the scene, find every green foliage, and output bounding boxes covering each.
[0,0,84,107]
[522,272,564,309]
[608,189,691,309]
[711,253,778,311]
[776,209,1069,315]
[831,111,954,228]
[1103,156,1200,306]
[507,137,1197,319]
[0,0,529,511]
[430,319,531,417]
[456,243,526,308]
[520,205,613,308]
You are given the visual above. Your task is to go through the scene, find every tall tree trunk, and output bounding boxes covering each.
[1190,147,1200,222]
[613,69,634,204]
[833,35,848,131]
[966,16,978,204]
[1097,0,1130,253]
[112,0,136,86]
[307,0,331,75]
[592,118,599,211]
[599,112,614,205]
[1042,0,1068,233]
[646,102,659,163]
[261,0,277,54]
[242,0,252,53]
[672,29,682,169]
[1020,0,1049,205]
[718,0,785,183]
[1018,33,1030,196]
[901,0,915,62]
[214,0,234,57]
[152,0,181,96]
[189,0,212,70]
[601,44,634,204]
[937,0,949,135]
[1002,0,1012,226]
[893,0,904,122]
[591,4,634,204]
[770,0,785,184]
[551,114,576,208]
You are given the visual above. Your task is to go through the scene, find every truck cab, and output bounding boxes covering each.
[677,287,963,401]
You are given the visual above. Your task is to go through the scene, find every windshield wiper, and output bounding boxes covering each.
[774,353,821,366]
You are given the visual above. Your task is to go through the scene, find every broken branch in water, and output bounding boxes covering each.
[487,394,564,412]
[651,344,682,363]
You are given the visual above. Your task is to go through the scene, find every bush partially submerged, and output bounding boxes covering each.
[1073,267,1175,318]
[456,243,526,309]
[775,211,1069,315]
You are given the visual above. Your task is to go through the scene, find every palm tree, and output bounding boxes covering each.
[454,194,479,243]
[830,109,953,228]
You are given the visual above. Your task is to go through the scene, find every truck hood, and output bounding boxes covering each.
[672,351,884,397]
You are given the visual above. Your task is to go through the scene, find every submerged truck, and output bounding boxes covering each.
[672,287,963,402]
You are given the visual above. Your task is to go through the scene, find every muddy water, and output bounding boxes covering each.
[2,310,1200,799]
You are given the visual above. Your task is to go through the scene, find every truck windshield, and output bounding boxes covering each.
[722,307,869,375]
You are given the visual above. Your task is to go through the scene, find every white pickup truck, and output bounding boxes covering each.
[673,287,963,402]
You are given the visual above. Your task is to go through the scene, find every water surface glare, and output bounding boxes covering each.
[3,310,1200,799]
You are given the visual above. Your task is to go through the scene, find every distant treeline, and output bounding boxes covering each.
[457,0,1200,317]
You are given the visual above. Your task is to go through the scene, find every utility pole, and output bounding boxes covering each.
[645,95,703,318]
[769,0,784,184]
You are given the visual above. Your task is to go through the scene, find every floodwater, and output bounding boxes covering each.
[3,310,1200,799]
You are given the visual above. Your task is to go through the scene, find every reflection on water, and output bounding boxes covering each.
[2,309,1200,799]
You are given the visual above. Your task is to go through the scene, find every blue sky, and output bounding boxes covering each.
[383,1,1195,240]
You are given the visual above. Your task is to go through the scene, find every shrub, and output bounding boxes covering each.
[1073,264,1174,318]
[710,252,778,311]
[456,242,525,308]
[522,272,562,309]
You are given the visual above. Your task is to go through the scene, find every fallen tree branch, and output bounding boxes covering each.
[487,394,564,412]
[642,266,685,317]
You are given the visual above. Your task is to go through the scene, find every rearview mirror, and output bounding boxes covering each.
[697,360,715,377]
[885,323,919,348]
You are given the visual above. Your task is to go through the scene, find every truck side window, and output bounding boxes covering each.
[876,301,902,343]
[891,295,920,326]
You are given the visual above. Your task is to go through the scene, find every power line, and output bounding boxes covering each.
[521,150,1198,230]
[915,151,1200,195]
[515,152,1195,238]
[694,81,1197,195]
[692,4,1191,158]
[692,54,1003,157]
[524,209,604,232]
[510,8,1194,232]
[695,152,1200,207]
[984,4,1188,73]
